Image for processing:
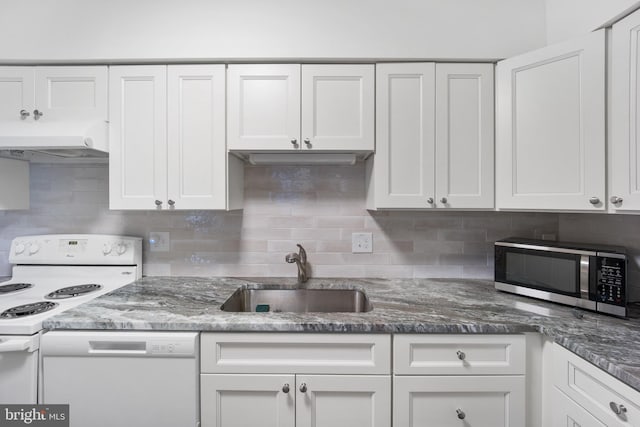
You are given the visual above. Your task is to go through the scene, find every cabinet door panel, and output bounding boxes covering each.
[201,374,295,427]
[611,9,640,211]
[296,375,390,427]
[394,376,525,427]
[227,64,300,150]
[301,65,374,151]
[496,30,605,211]
[167,65,226,210]
[109,66,167,210]
[373,63,435,208]
[34,66,107,121]
[436,63,494,209]
[552,387,606,427]
[0,67,34,122]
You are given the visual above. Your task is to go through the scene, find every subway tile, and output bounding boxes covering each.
[439,254,488,266]
[316,216,364,229]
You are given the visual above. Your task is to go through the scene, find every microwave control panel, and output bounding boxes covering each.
[596,257,626,306]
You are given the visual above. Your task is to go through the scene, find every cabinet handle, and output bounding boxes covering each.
[456,409,466,420]
[299,383,307,393]
[589,197,600,205]
[610,196,624,204]
[168,200,175,206]
[19,110,30,120]
[282,384,290,394]
[33,109,43,120]
[154,200,162,207]
[610,402,627,416]
[456,350,466,360]
[427,197,434,204]
[304,138,311,146]
[290,138,297,146]
[440,197,448,204]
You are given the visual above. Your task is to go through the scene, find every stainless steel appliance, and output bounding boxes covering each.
[0,234,142,403]
[495,238,627,317]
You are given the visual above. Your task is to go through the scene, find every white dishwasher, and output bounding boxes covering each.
[41,331,199,427]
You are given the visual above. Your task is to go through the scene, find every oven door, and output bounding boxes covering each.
[0,334,39,404]
[495,244,597,310]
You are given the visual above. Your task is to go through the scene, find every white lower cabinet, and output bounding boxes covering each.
[552,386,605,427]
[394,375,525,426]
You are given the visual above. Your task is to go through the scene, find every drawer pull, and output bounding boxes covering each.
[299,383,307,393]
[282,383,290,393]
[456,409,466,420]
[456,350,466,360]
[610,402,627,416]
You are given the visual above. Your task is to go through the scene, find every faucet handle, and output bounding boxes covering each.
[297,244,307,264]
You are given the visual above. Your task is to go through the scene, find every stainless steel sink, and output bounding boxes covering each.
[220,288,372,313]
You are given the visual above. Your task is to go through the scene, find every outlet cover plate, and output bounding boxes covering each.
[352,232,373,253]
[149,232,170,252]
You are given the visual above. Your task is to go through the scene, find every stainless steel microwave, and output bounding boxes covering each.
[495,238,627,317]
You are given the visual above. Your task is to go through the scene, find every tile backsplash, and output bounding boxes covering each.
[0,163,560,281]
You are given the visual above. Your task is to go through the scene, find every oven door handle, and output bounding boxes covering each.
[0,338,32,353]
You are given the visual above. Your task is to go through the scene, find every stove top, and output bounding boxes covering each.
[0,283,33,295]
[45,284,102,300]
[0,301,58,319]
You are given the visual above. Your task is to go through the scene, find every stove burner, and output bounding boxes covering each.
[0,301,58,318]
[45,284,103,300]
[0,283,33,295]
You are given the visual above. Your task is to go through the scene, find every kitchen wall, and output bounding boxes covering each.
[0,0,546,62]
[0,163,559,280]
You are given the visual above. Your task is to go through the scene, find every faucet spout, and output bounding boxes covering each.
[285,244,308,284]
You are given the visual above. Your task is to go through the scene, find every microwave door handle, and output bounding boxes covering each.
[580,255,590,299]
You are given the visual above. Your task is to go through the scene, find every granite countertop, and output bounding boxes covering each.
[43,277,640,392]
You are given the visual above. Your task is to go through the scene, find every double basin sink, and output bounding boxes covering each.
[220,287,372,313]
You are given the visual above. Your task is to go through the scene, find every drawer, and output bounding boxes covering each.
[552,386,606,427]
[201,333,391,374]
[553,344,640,427]
[394,334,526,375]
[393,375,525,426]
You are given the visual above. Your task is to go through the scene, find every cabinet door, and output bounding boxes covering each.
[167,65,226,210]
[436,63,494,209]
[301,65,374,151]
[552,386,606,427]
[0,67,34,122]
[34,66,107,121]
[370,63,436,209]
[201,374,295,427]
[109,66,167,210]
[227,64,300,151]
[496,30,605,211]
[611,9,640,211]
[394,376,525,427]
[296,375,390,427]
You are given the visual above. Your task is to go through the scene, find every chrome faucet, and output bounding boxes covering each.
[285,244,308,284]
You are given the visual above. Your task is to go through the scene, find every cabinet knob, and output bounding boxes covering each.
[427,197,434,204]
[168,200,175,206]
[456,409,466,420]
[304,138,311,146]
[456,350,466,360]
[33,109,43,120]
[610,402,627,416]
[299,383,307,393]
[290,138,297,146]
[589,197,600,205]
[155,200,162,206]
[282,384,290,394]
[19,110,30,120]
[440,197,448,204]
[610,196,624,204]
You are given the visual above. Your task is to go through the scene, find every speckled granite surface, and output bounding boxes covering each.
[43,277,640,392]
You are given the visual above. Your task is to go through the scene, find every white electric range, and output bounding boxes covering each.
[0,234,142,404]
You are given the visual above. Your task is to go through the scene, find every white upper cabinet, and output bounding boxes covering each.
[110,65,237,211]
[496,30,606,211]
[611,8,640,212]
[0,66,106,123]
[227,64,301,150]
[227,64,374,152]
[367,62,493,210]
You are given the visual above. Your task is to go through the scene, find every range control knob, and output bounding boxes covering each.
[14,243,26,255]
[102,244,113,255]
[116,243,127,255]
[28,243,40,255]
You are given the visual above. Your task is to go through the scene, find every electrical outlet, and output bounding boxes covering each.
[352,232,373,253]
[149,232,170,252]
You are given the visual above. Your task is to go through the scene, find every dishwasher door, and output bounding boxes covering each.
[41,331,199,427]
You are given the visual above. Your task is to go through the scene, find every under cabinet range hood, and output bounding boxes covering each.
[0,120,108,161]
